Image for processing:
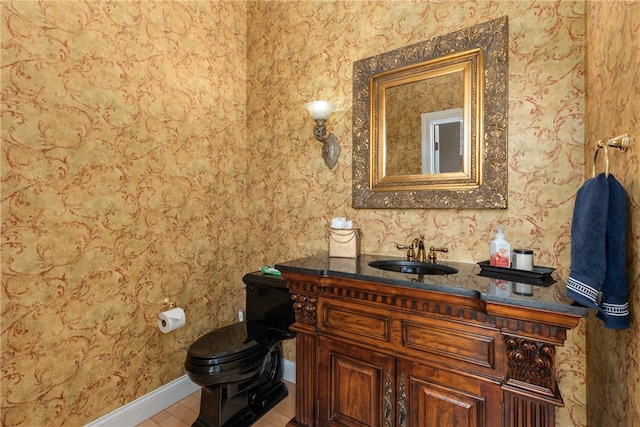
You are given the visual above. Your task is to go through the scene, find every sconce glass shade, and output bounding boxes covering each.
[305,100,336,120]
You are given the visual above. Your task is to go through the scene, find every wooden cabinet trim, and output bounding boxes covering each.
[320,301,392,343]
[401,319,496,370]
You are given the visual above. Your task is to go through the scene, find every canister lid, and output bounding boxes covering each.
[513,249,533,254]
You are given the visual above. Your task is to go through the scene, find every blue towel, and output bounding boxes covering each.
[567,173,609,309]
[596,174,629,329]
[567,173,630,329]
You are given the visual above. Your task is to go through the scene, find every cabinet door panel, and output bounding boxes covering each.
[318,338,394,427]
[409,377,483,426]
[398,359,503,427]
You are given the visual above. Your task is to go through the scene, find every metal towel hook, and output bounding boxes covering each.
[592,133,630,178]
[592,140,609,177]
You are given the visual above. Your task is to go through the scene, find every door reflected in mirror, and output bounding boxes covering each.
[421,108,463,174]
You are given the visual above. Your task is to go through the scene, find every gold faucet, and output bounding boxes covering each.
[399,236,449,262]
[398,235,428,262]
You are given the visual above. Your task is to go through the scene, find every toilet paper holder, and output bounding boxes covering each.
[158,298,177,320]
[160,297,176,313]
[157,300,186,333]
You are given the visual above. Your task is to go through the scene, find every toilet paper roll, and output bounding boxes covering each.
[158,307,186,333]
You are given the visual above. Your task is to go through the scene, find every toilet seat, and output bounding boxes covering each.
[185,321,282,387]
[186,322,271,366]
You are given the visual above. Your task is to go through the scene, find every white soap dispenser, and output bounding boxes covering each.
[490,225,511,268]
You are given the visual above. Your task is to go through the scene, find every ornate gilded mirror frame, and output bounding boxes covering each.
[372,50,480,190]
[352,16,508,209]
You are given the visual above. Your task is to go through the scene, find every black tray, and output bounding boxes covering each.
[477,261,556,286]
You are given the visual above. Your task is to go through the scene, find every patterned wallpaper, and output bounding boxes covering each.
[585,2,640,427]
[1,1,249,425]
[3,1,635,426]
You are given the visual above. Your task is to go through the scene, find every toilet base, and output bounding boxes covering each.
[193,381,288,427]
[192,346,288,427]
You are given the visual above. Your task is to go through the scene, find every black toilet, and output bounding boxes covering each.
[185,272,295,427]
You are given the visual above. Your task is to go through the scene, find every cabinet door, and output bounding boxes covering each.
[318,337,395,427]
[397,359,503,427]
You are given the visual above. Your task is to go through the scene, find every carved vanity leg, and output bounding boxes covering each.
[287,292,318,427]
[504,390,556,427]
[287,332,317,427]
[502,335,563,427]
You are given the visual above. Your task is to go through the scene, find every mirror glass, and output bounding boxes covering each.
[352,17,508,209]
[373,52,478,188]
[385,72,463,176]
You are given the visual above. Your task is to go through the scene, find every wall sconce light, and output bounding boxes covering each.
[305,100,340,169]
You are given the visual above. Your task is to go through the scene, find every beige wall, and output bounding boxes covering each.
[2,1,636,426]
[585,2,640,426]
[1,1,249,425]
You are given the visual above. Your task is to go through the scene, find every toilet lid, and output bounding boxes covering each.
[186,322,271,366]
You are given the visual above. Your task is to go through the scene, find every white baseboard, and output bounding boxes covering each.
[282,358,296,384]
[85,373,199,427]
[85,360,296,426]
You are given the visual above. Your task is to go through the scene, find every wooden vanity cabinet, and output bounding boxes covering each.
[283,271,583,427]
[319,338,503,427]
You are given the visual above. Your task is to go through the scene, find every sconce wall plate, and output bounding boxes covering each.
[322,133,340,169]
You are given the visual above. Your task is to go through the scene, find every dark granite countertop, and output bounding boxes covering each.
[275,253,588,317]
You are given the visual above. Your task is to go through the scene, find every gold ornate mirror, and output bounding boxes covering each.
[352,17,508,209]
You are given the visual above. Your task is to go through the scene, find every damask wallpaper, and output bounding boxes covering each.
[1,1,250,425]
[1,1,638,426]
[584,2,640,427]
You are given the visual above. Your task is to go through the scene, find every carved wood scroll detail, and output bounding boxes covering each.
[384,369,393,427]
[504,336,556,393]
[397,373,407,427]
[291,293,318,326]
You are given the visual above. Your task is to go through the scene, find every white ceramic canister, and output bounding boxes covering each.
[511,249,534,271]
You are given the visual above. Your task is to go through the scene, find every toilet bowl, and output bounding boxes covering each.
[185,272,295,427]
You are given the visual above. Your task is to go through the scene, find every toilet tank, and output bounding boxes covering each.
[242,272,294,332]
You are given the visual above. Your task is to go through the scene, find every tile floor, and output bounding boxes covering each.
[136,381,295,427]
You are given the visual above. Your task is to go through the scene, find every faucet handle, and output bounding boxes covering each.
[428,246,448,262]
[397,243,416,260]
